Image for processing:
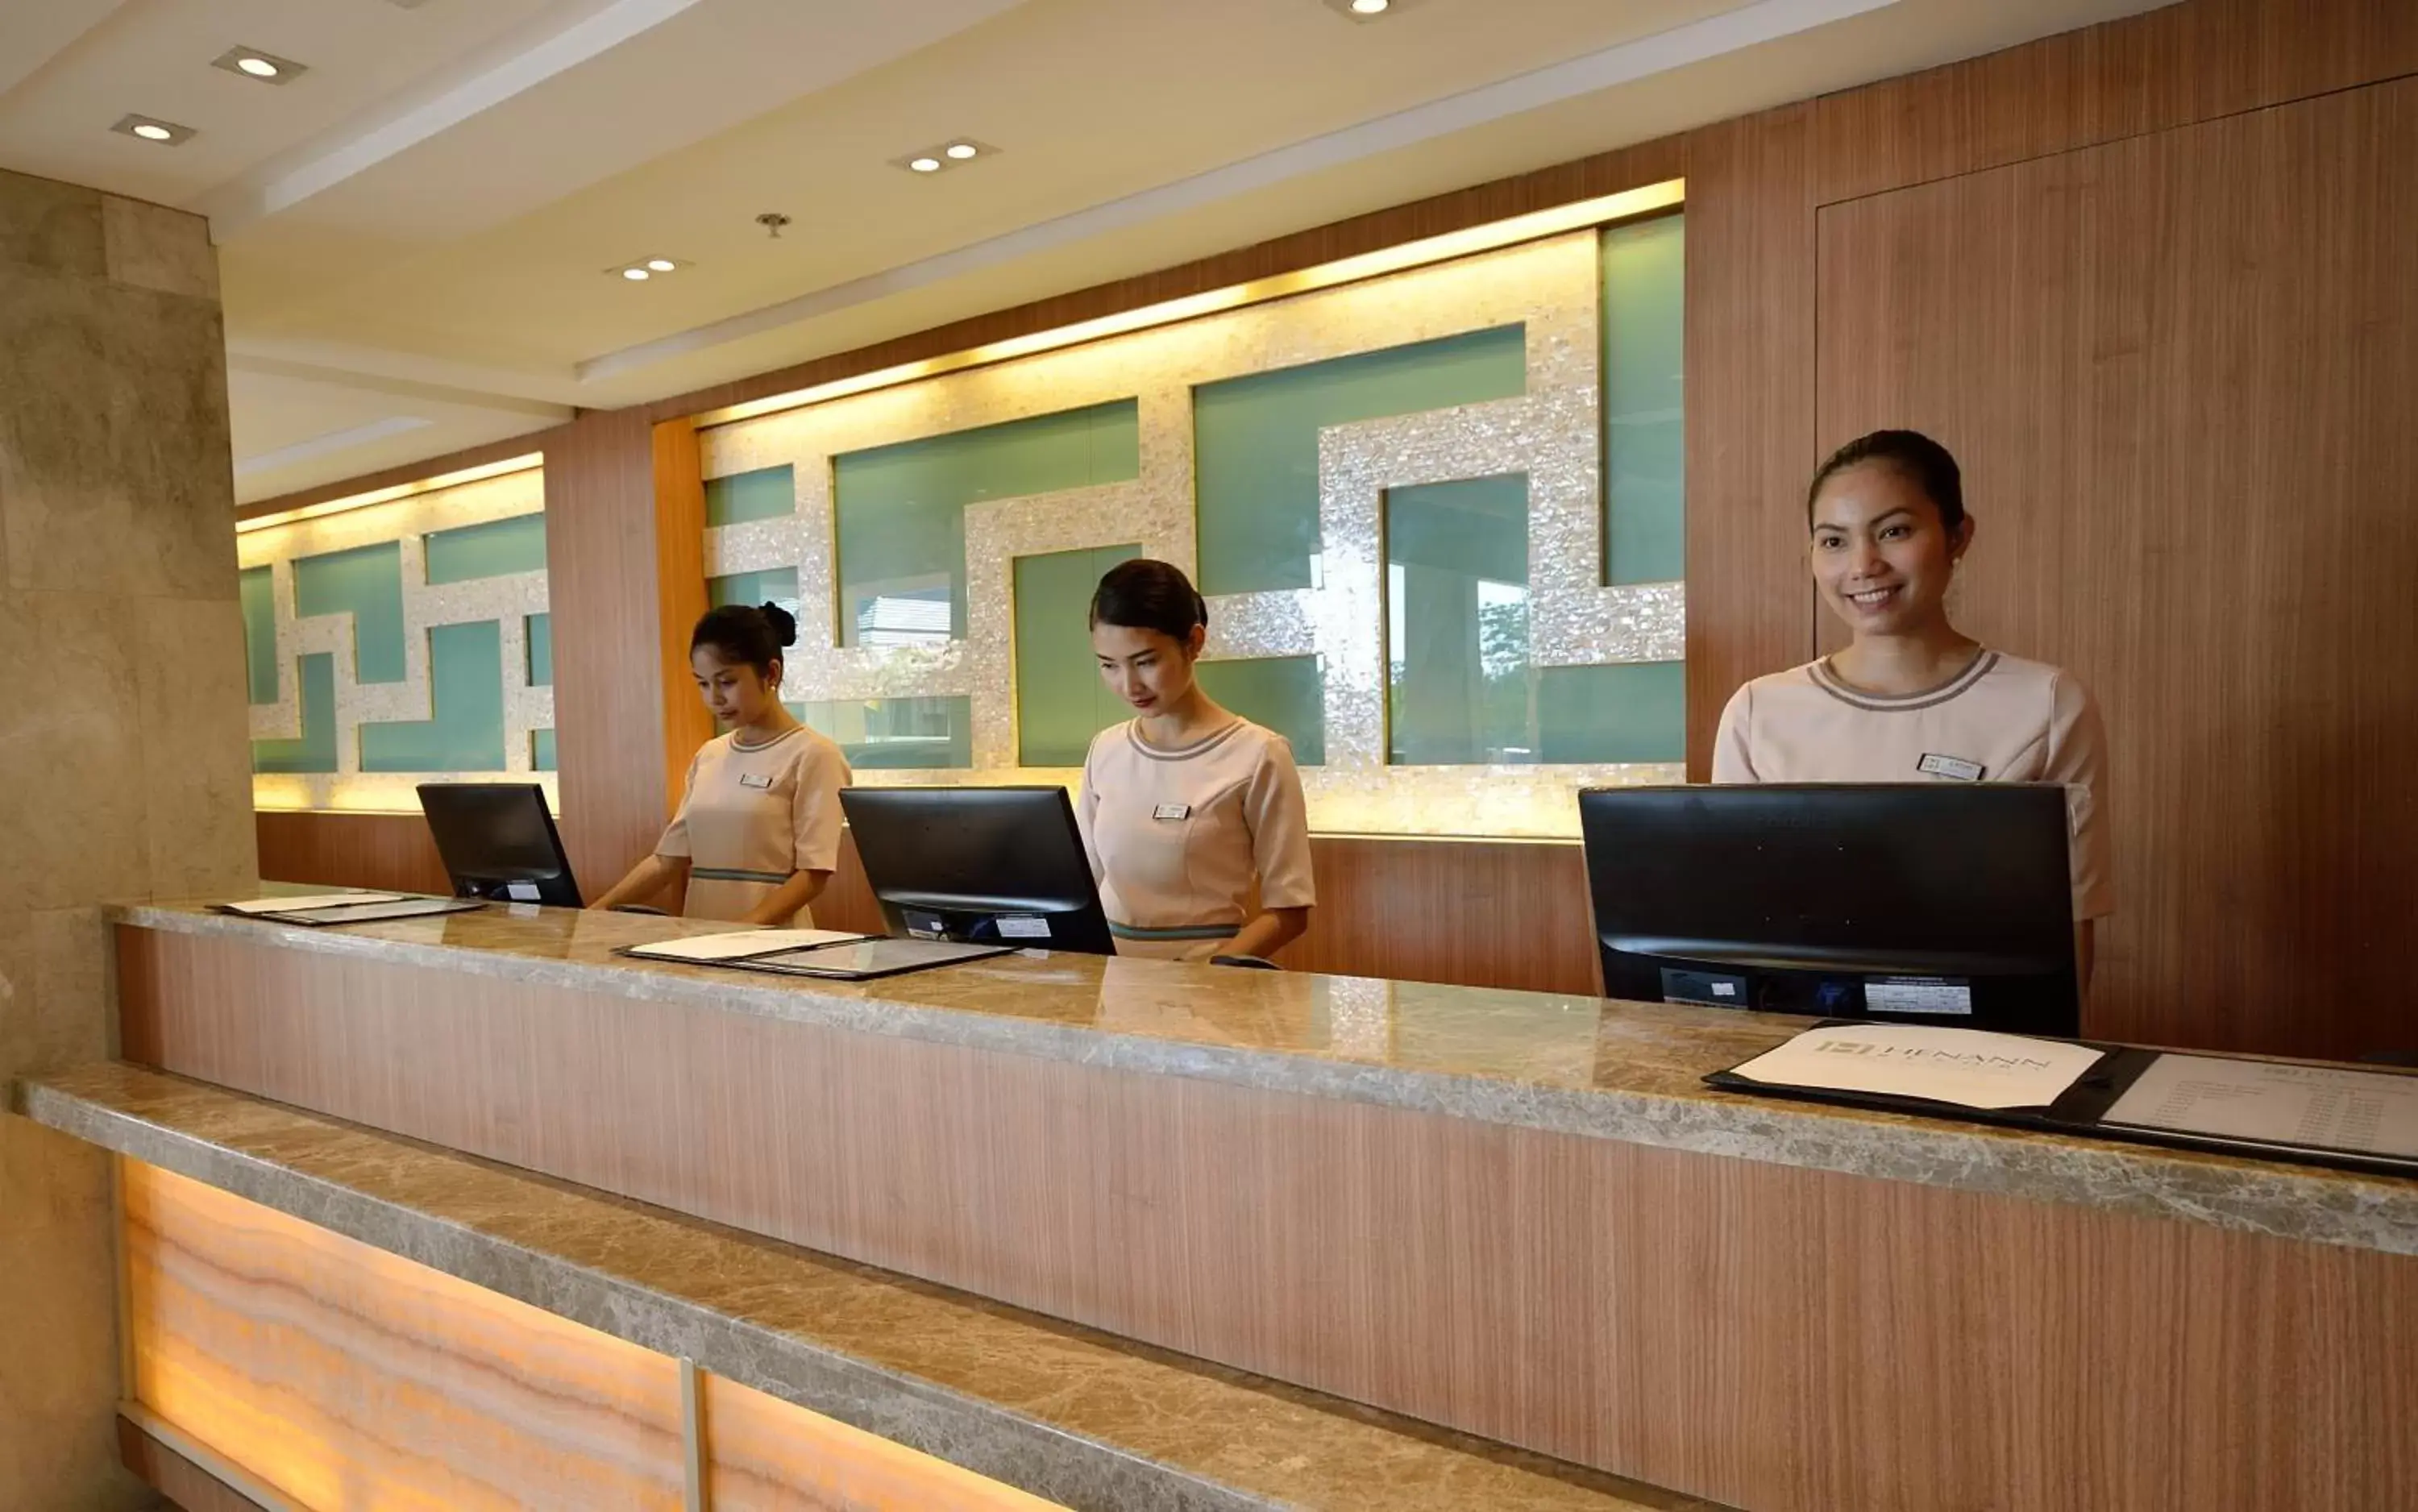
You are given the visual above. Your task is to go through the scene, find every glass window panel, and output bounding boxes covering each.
[707,568,801,624]
[1535,662,1685,764]
[525,613,553,687]
[1194,326,1527,596]
[239,565,277,705]
[704,465,796,528]
[1014,544,1140,767]
[359,620,507,772]
[834,400,1140,647]
[423,512,546,584]
[1386,475,1535,766]
[251,652,338,775]
[798,696,974,771]
[1603,213,1685,585]
[531,729,558,772]
[293,541,407,684]
[1195,655,1325,766]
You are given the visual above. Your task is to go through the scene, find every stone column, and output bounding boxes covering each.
[0,168,257,1505]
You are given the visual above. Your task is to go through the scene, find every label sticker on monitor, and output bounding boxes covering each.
[505,881,541,901]
[1864,976,1975,1016]
[1661,967,1751,1008]
[995,916,1052,941]
[903,911,946,939]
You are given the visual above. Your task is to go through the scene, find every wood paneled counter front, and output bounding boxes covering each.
[93,902,2418,1511]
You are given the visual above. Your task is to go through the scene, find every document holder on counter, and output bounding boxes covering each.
[1709,1022,2418,1180]
[212,895,485,928]
[619,933,1012,982]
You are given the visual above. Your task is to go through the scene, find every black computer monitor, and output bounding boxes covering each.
[416,782,582,907]
[1577,783,2079,1036]
[837,786,1115,954]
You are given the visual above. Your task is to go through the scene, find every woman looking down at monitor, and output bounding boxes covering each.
[1712,429,2113,982]
[591,603,851,926]
[1078,559,1315,962]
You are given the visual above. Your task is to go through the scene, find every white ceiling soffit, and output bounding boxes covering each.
[0,2,131,102]
[576,0,1892,384]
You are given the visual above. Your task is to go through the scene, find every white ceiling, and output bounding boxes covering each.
[0,0,2166,502]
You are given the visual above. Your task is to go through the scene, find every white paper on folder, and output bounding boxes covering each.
[1726,1024,2106,1111]
[627,928,867,962]
[221,892,407,915]
[2104,1053,2418,1158]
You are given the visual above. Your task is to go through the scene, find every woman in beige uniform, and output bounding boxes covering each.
[592,603,851,926]
[1712,429,2113,980]
[1078,559,1315,962]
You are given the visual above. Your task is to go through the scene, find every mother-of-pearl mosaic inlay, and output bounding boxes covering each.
[243,467,555,813]
[700,228,1684,838]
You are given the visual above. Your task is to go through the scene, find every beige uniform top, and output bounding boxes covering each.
[1711,650,2114,920]
[656,725,851,926]
[1077,717,1316,959]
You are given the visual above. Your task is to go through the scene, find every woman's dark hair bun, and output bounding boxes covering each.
[691,602,792,677]
[1089,558,1207,642]
[1806,428,1967,533]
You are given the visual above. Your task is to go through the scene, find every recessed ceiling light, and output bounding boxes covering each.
[621,267,650,281]
[213,46,306,84]
[945,142,978,160]
[111,114,195,145]
[908,156,942,173]
[1323,0,1414,17]
[1353,0,1389,10]
[646,258,677,272]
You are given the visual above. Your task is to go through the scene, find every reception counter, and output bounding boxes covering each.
[24,900,2418,1511]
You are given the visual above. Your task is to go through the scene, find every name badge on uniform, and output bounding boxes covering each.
[737,772,774,789]
[1917,752,1984,782]
[1152,802,1190,820]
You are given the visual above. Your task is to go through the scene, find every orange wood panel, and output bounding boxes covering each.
[652,416,714,819]
[1679,103,1820,774]
[701,1373,1066,1512]
[116,927,2418,1511]
[1813,0,2418,206]
[545,409,672,895]
[1813,77,2418,1058]
[254,809,451,896]
[1284,835,1597,994]
[120,1159,688,1510]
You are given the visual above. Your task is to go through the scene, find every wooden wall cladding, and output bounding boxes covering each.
[254,810,450,897]
[115,928,2418,1512]
[1813,76,2418,1057]
[121,1159,689,1510]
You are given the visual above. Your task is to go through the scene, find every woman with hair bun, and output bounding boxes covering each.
[590,602,852,925]
[1078,558,1315,962]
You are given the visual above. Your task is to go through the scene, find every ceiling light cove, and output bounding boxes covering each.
[1323,0,1415,18]
[213,46,306,85]
[893,139,999,176]
[112,114,195,145]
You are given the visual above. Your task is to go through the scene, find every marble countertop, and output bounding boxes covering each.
[112,899,2418,1256]
[21,1061,1722,1512]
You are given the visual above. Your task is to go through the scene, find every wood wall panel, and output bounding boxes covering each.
[1283,836,1597,994]
[1814,0,2418,205]
[544,409,669,891]
[115,928,2418,1512]
[1813,78,2418,1057]
[650,417,714,812]
[121,1159,688,1510]
[254,810,450,896]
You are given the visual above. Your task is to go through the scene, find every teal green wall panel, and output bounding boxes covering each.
[1197,655,1325,766]
[1536,661,1685,763]
[424,513,546,584]
[239,565,277,705]
[293,541,407,684]
[834,400,1140,646]
[1014,543,1140,767]
[708,567,802,620]
[705,465,796,527]
[359,621,508,773]
[800,696,974,771]
[1602,214,1685,585]
[1387,475,1535,765]
[525,613,553,687]
[251,653,338,775]
[532,729,558,772]
[1194,326,1527,596]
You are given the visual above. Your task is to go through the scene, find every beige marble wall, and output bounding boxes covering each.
[0,166,256,1507]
